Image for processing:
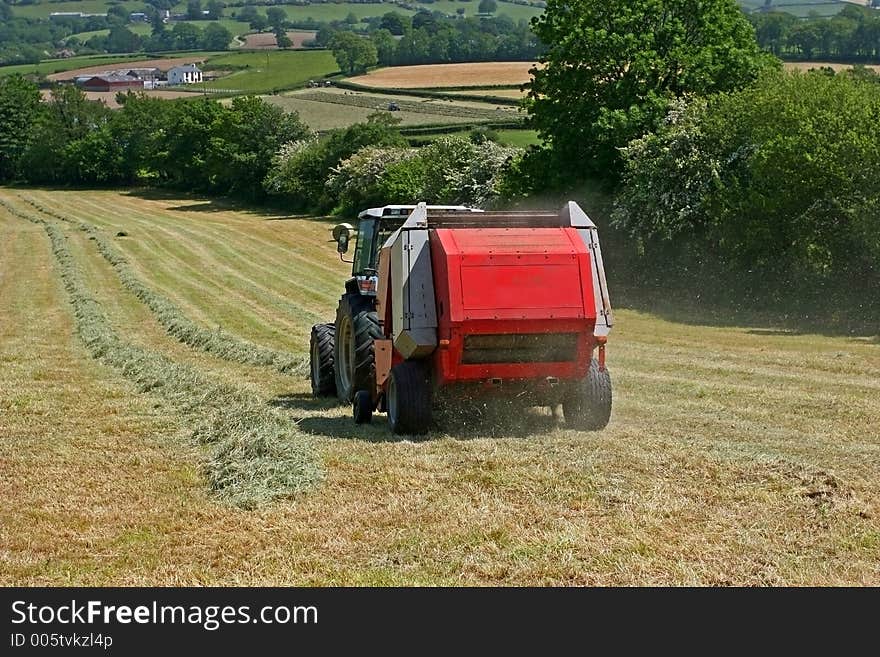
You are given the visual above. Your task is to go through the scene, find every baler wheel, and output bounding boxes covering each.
[563,358,612,430]
[334,294,382,402]
[353,390,373,424]
[309,323,336,397]
[387,361,432,436]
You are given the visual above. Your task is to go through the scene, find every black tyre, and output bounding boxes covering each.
[563,359,612,431]
[387,361,432,436]
[310,323,336,397]
[353,390,373,424]
[334,294,382,402]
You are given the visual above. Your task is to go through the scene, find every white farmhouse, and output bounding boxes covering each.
[167,64,203,85]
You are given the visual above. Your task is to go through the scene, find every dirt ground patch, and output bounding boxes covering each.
[348,62,537,88]
[242,31,317,49]
[47,56,209,81]
[783,61,880,73]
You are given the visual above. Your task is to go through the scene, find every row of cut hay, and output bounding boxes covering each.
[293,90,514,119]
[17,195,308,377]
[1,199,322,508]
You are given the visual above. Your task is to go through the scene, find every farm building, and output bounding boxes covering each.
[126,68,163,81]
[167,64,203,85]
[80,75,144,92]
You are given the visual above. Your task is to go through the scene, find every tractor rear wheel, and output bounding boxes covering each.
[334,294,382,402]
[309,323,336,397]
[387,361,432,436]
[563,359,612,431]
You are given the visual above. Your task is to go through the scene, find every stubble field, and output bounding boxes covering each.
[0,188,878,586]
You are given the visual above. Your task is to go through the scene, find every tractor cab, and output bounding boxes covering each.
[333,205,483,296]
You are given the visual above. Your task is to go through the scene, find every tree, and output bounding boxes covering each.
[526,0,776,182]
[186,0,202,21]
[0,75,41,181]
[20,85,111,184]
[275,28,292,49]
[202,22,232,50]
[171,21,202,49]
[330,31,378,76]
[107,4,130,26]
[238,6,259,23]
[249,14,269,32]
[266,7,286,31]
[206,0,224,20]
[106,25,143,53]
[380,11,409,36]
[371,28,397,66]
[478,0,497,14]
[615,71,880,305]
[207,95,310,200]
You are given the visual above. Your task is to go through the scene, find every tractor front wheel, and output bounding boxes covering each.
[353,390,373,424]
[387,361,432,436]
[563,359,612,431]
[310,323,336,397]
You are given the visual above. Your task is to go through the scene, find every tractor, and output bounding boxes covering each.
[309,202,613,435]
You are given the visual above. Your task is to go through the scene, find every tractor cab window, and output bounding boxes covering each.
[352,218,379,275]
[352,217,399,275]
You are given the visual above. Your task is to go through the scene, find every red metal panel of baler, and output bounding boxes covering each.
[429,227,597,385]
[432,227,596,322]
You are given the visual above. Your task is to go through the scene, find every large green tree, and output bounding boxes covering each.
[526,0,775,182]
[0,75,41,181]
[330,31,378,76]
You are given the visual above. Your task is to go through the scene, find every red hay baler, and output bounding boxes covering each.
[310,202,613,435]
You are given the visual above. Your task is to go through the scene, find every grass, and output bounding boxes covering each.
[263,88,512,130]
[18,194,307,375]
[1,186,879,585]
[0,53,168,78]
[200,50,339,93]
[495,128,540,147]
[0,196,321,509]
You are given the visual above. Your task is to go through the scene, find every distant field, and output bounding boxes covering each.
[441,87,527,99]
[784,61,880,73]
[40,87,203,108]
[0,53,174,78]
[264,87,515,130]
[495,128,540,147]
[242,30,318,50]
[737,0,848,15]
[200,50,338,93]
[10,0,143,19]
[348,62,536,89]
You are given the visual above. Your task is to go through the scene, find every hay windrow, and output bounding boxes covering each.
[17,195,308,377]
[1,199,322,508]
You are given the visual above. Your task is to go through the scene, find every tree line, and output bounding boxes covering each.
[315,11,541,75]
[0,76,516,213]
[749,5,880,61]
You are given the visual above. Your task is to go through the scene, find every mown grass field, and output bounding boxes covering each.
[264,87,518,130]
[1,187,878,586]
[200,50,339,92]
